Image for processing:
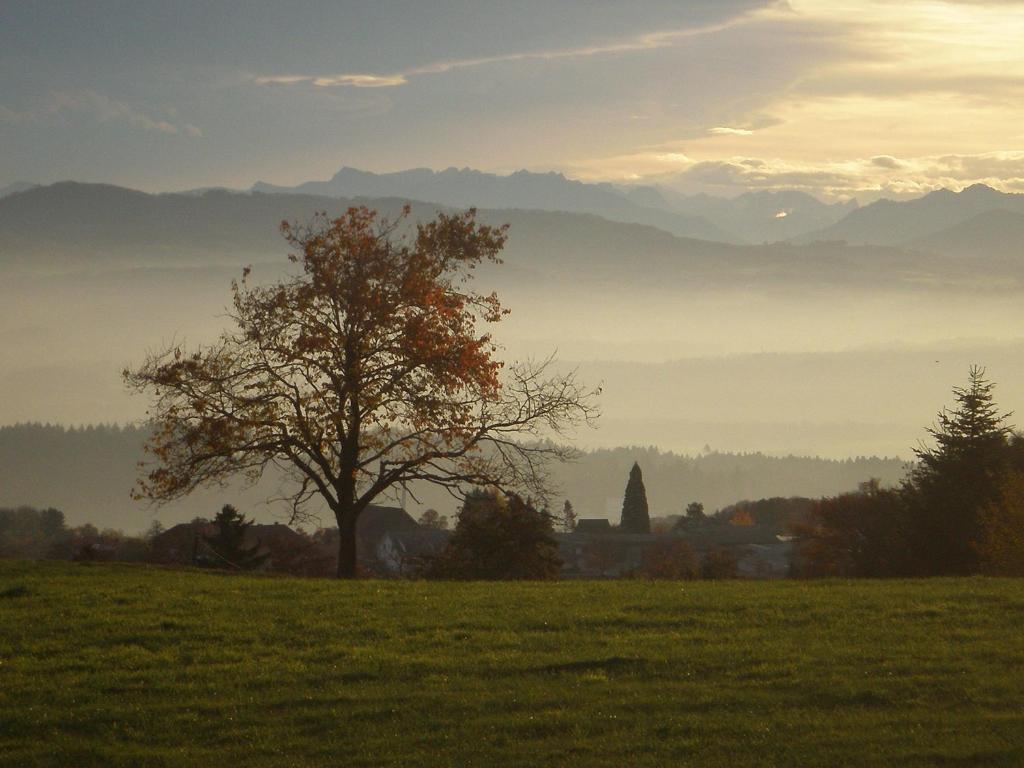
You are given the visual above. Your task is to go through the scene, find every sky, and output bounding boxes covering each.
[2,0,1024,201]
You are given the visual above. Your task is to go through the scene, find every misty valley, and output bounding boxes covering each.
[4,3,1024,762]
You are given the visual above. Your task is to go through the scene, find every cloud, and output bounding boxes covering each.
[871,155,902,169]
[795,70,1024,103]
[784,0,1024,104]
[0,89,201,137]
[0,105,32,124]
[572,146,1024,201]
[657,152,695,165]
[679,157,856,192]
[257,73,408,88]
[928,152,1024,181]
[313,74,407,88]
[659,151,1024,200]
[254,5,777,89]
[566,1,1024,199]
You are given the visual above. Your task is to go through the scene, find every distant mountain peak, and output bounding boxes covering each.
[330,166,374,179]
[918,184,1006,202]
[510,168,567,180]
[0,181,39,199]
[959,182,1003,198]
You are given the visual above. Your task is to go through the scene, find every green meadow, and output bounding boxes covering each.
[1,560,1022,767]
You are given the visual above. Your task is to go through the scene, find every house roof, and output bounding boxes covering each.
[248,523,307,547]
[380,528,450,556]
[575,518,612,533]
[150,522,211,552]
[676,523,780,548]
[357,505,420,545]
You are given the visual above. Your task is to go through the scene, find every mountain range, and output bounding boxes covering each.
[253,167,1024,257]
[7,165,1021,260]
[253,166,736,242]
[251,166,1024,258]
[798,183,1024,257]
[251,166,859,244]
[0,181,1006,290]
[0,181,38,199]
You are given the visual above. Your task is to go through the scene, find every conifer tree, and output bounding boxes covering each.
[620,462,651,534]
[430,490,562,579]
[560,499,577,532]
[202,504,269,570]
[906,366,1016,574]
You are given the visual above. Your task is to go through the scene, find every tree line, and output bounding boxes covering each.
[0,423,904,532]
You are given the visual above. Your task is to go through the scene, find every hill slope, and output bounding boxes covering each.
[908,208,1024,260]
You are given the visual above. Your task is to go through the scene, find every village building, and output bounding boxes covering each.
[148,504,435,576]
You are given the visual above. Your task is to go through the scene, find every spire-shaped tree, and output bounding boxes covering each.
[907,366,1016,573]
[620,462,651,534]
[560,499,577,532]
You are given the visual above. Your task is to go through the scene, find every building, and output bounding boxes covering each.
[557,516,794,579]
[149,520,311,571]
[375,528,451,576]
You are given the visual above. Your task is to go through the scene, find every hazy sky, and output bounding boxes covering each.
[2,0,1023,200]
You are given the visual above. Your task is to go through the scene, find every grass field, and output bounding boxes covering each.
[1,561,1023,767]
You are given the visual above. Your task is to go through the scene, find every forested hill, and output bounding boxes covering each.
[0,423,907,533]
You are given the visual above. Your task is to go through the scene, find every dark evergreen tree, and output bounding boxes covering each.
[905,366,1017,574]
[620,462,651,534]
[429,489,562,579]
[560,500,577,532]
[201,504,269,570]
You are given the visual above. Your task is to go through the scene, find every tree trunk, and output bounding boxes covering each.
[336,508,358,579]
